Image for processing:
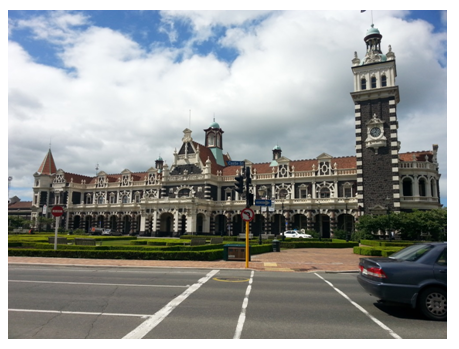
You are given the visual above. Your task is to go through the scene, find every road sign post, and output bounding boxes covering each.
[51,206,64,250]
[240,207,254,268]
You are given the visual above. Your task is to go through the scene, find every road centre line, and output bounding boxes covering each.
[8,308,150,318]
[233,270,255,339]
[314,273,402,339]
[9,280,189,288]
[122,269,219,339]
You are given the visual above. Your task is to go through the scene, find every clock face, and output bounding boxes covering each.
[370,127,381,137]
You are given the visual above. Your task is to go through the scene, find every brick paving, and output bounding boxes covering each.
[8,248,361,273]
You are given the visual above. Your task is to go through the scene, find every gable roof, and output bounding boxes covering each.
[8,201,32,209]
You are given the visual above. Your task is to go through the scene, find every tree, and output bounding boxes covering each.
[8,216,31,229]
[355,209,447,241]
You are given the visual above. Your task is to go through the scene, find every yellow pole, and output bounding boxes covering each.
[245,220,249,268]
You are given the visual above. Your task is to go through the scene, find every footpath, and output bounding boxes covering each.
[8,248,361,273]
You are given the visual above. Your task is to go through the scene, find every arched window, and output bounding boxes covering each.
[361,78,367,90]
[381,75,387,87]
[320,188,330,198]
[279,189,288,199]
[207,133,215,146]
[419,178,427,197]
[402,178,412,196]
[122,195,129,204]
[431,179,437,198]
[179,189,190,198]
[371,76,377,88]
[98,196,104,204]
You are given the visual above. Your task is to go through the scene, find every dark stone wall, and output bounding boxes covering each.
[359,98,394,212]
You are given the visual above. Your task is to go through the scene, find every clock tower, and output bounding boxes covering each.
[350,24,400,214]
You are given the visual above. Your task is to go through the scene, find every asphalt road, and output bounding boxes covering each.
[8,265,447,339]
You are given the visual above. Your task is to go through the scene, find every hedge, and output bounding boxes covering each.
[359,240,416,248]
[24,242,228,252]
[353,246,404,257]
[280,241,358,249]
[8,248,224,261]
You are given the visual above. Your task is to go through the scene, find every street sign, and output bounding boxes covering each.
[241,207,255,222]
[51,205,64,217]
[255,199,272,206]
[227,161,245,166]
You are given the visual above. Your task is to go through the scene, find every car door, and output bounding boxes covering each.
[433,247,447,284]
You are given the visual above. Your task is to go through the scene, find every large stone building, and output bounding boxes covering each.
[30,24,442,238]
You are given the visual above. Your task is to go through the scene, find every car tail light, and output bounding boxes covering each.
[360,265,387,278]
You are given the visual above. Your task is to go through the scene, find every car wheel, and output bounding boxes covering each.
[419,287,447,321]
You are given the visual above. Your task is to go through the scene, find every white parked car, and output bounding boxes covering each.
[102,229,112,236]
[283,230,312,238]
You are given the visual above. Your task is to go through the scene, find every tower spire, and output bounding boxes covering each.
[37,149,57,175]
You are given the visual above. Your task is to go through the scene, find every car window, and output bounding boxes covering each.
[436,248,447,266]
[389,244,434,261]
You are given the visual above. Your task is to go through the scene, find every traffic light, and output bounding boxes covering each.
[234,174,244,194]
[245,167,253,207]
[246,193,254,208]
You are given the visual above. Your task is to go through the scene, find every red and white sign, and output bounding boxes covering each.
[51,205,64,217]
[241,207,255,222]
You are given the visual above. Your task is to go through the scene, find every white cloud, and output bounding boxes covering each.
[12,11,89,45]
[8,10,447,206]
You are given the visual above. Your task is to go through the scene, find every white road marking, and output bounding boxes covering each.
[9,280,188,288]
[233,270,255,339]
[122,269,219,339]
[314,273,402,339]
[8,308,150,318]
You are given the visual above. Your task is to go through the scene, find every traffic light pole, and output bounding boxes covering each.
[245,220,249,268]
[234,166,253,268]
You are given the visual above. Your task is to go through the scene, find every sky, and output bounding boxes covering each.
[7,8,448,207]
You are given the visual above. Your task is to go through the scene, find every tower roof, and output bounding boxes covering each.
[37,149,57,175]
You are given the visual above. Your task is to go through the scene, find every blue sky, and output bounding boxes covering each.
[7,9,447,207]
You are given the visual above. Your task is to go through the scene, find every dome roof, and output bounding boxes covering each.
[209,121,220,128]
[366,24,381,36]
[273,145,282,151]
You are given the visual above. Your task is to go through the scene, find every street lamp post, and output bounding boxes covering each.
[385,196,392,241]
[257,187,268,245]
[317,200,322,240]
[280,199,285,240]
[344,196,349,242]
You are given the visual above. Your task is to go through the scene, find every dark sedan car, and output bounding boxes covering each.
[357,242,447,321]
